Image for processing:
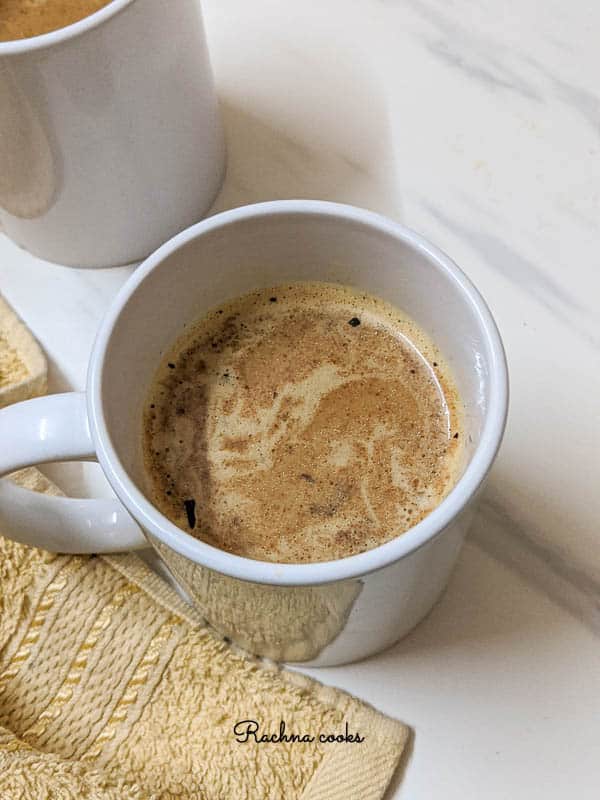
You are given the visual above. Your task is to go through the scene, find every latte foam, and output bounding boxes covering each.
[143,282,463,563]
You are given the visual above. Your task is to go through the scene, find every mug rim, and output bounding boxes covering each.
[0,0,134,55]
[88,200,509,586]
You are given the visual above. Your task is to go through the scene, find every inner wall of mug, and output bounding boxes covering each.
[101,210,490,506]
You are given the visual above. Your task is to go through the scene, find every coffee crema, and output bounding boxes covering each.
[143,282,464,563]
[0,0,111,41]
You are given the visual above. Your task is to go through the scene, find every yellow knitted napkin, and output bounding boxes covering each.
[0,468,409,800]
[0,296,409,798]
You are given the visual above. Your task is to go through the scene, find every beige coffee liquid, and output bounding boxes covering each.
[0,0,111,41]
[143,282,464,563]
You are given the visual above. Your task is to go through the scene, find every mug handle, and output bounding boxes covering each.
[0,392,146,553]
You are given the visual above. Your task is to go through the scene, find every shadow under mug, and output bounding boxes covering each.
[0,201,508,665]
[0,0,225,267]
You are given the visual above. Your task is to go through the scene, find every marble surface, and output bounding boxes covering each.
[1,0,599,796]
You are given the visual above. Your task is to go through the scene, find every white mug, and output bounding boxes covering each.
[0,0,225,267]
[0,201,508,665]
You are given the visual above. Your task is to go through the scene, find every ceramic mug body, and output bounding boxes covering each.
[0,0,225,267]
[0,201,508,665]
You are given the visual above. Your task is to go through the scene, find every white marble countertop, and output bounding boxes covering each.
[1,0,599,796]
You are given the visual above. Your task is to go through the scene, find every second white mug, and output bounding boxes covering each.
[0,0,225,267]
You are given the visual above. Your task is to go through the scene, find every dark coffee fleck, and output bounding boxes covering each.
[433,361,438,367]
[348,317,361,327]
[269,297,277,302]
[184,499,197,529]
[168,362,175,369]
[166,490,172,496]
[309,503,337,517]
[453,432,459,439]
[300,473,316,483]
[150,404,155,409]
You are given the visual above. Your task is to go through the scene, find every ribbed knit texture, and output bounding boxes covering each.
[0,469,409,800]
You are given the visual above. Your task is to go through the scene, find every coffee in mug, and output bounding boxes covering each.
[143,282,464,563]
[0,0,112,40]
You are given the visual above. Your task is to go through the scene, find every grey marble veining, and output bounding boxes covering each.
[405,0,543,101]
[423,203,600,350]
[473,499,600,636]
[425,38,541,101]
[525,56,600,137]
